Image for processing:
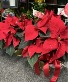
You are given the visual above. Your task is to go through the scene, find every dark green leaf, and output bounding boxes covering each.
[0,40,3,49]
[39,32,45,37]
[39,30,50,38]
[18,38,32,49]
[15,32,24,38]
[6,45,15,56]
[27,53,40,69]
[46,30,50,37]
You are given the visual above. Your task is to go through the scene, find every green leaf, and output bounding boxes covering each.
[39,32,45,37]
[27,53,40,69]
[15,32,31,49]
[0,40,3,49]
[15,32,24,38]
[33,3,46,12]
[6,45,15,56]
[26,10,33,19]
[18,38,32,49]
[39,30,50,38]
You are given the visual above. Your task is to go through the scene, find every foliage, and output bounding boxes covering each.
[6,45,15,56]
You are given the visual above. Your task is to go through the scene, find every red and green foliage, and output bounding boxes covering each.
[0,10,68,82]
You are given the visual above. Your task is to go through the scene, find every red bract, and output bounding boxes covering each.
[24,24,48,41]
[28,39,43,58]
[25,11,54,41]
[18,19,32,30]
[0,22,10,40]
[41,16,68,63]
[22,46,29,57]
[42,38,58,55]
[5,34,20,48]
[0,16,20,48]
[25,25,38,41]
[22,39,43,58]
[9,27,16,34]
[5,16,19,26]
[13,37,20,48]
[49,27,68,63]
[39,54,50,61]
[37,10,54,28]
[4,34,12,47]
[49,15,66,38]
[4,25,19,48]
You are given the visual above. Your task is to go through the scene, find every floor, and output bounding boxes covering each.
[0,50,68,82]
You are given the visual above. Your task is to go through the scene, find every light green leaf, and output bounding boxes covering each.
[27,53,40,69]
[6,45,15,56]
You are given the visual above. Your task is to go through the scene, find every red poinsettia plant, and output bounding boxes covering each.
[0,9,68,82]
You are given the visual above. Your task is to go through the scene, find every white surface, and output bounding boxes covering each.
[57,8,63,15]
[33,9,44,18]
[9,0,15,6]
